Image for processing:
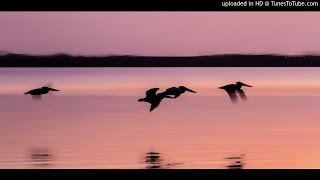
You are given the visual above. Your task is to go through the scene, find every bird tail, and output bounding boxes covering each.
[138,98,145,102]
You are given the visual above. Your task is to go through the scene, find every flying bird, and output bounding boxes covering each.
[24,86,60,100]
[138,88,173,112]
[219,82,252,103]
[164,86,196,99]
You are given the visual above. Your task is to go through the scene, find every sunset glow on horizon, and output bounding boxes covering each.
[1,12,320,169]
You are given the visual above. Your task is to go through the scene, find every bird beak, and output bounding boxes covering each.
[49,88,60,91]
[184,87,197,93]
[242,83,252,87]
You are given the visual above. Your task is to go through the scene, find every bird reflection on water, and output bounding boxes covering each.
[29,147,54,168]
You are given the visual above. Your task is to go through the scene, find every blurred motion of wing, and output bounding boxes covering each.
[237,89,247,101]
[219,82,252,103]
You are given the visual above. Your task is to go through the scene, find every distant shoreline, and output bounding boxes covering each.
[0,53,319,67]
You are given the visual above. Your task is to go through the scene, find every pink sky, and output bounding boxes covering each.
[0,12,320,56]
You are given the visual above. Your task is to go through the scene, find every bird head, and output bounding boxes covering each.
[178,86,197,93]
[236,82,252,87]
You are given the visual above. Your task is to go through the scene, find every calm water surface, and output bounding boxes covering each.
[1,68,320,169]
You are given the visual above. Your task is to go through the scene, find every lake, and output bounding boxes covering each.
[1,68,320,169]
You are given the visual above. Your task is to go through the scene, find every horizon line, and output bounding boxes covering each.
[0,52,318,57]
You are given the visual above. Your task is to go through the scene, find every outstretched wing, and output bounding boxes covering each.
[150,103,160,112]
[225,89,238,103]
[237,89,247,101]
[146,88,159,97]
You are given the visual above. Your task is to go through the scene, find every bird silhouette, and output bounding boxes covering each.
[24,86,60,100]
[219,82,252,103]
[164,86,196,98]
[138,88,173,112]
